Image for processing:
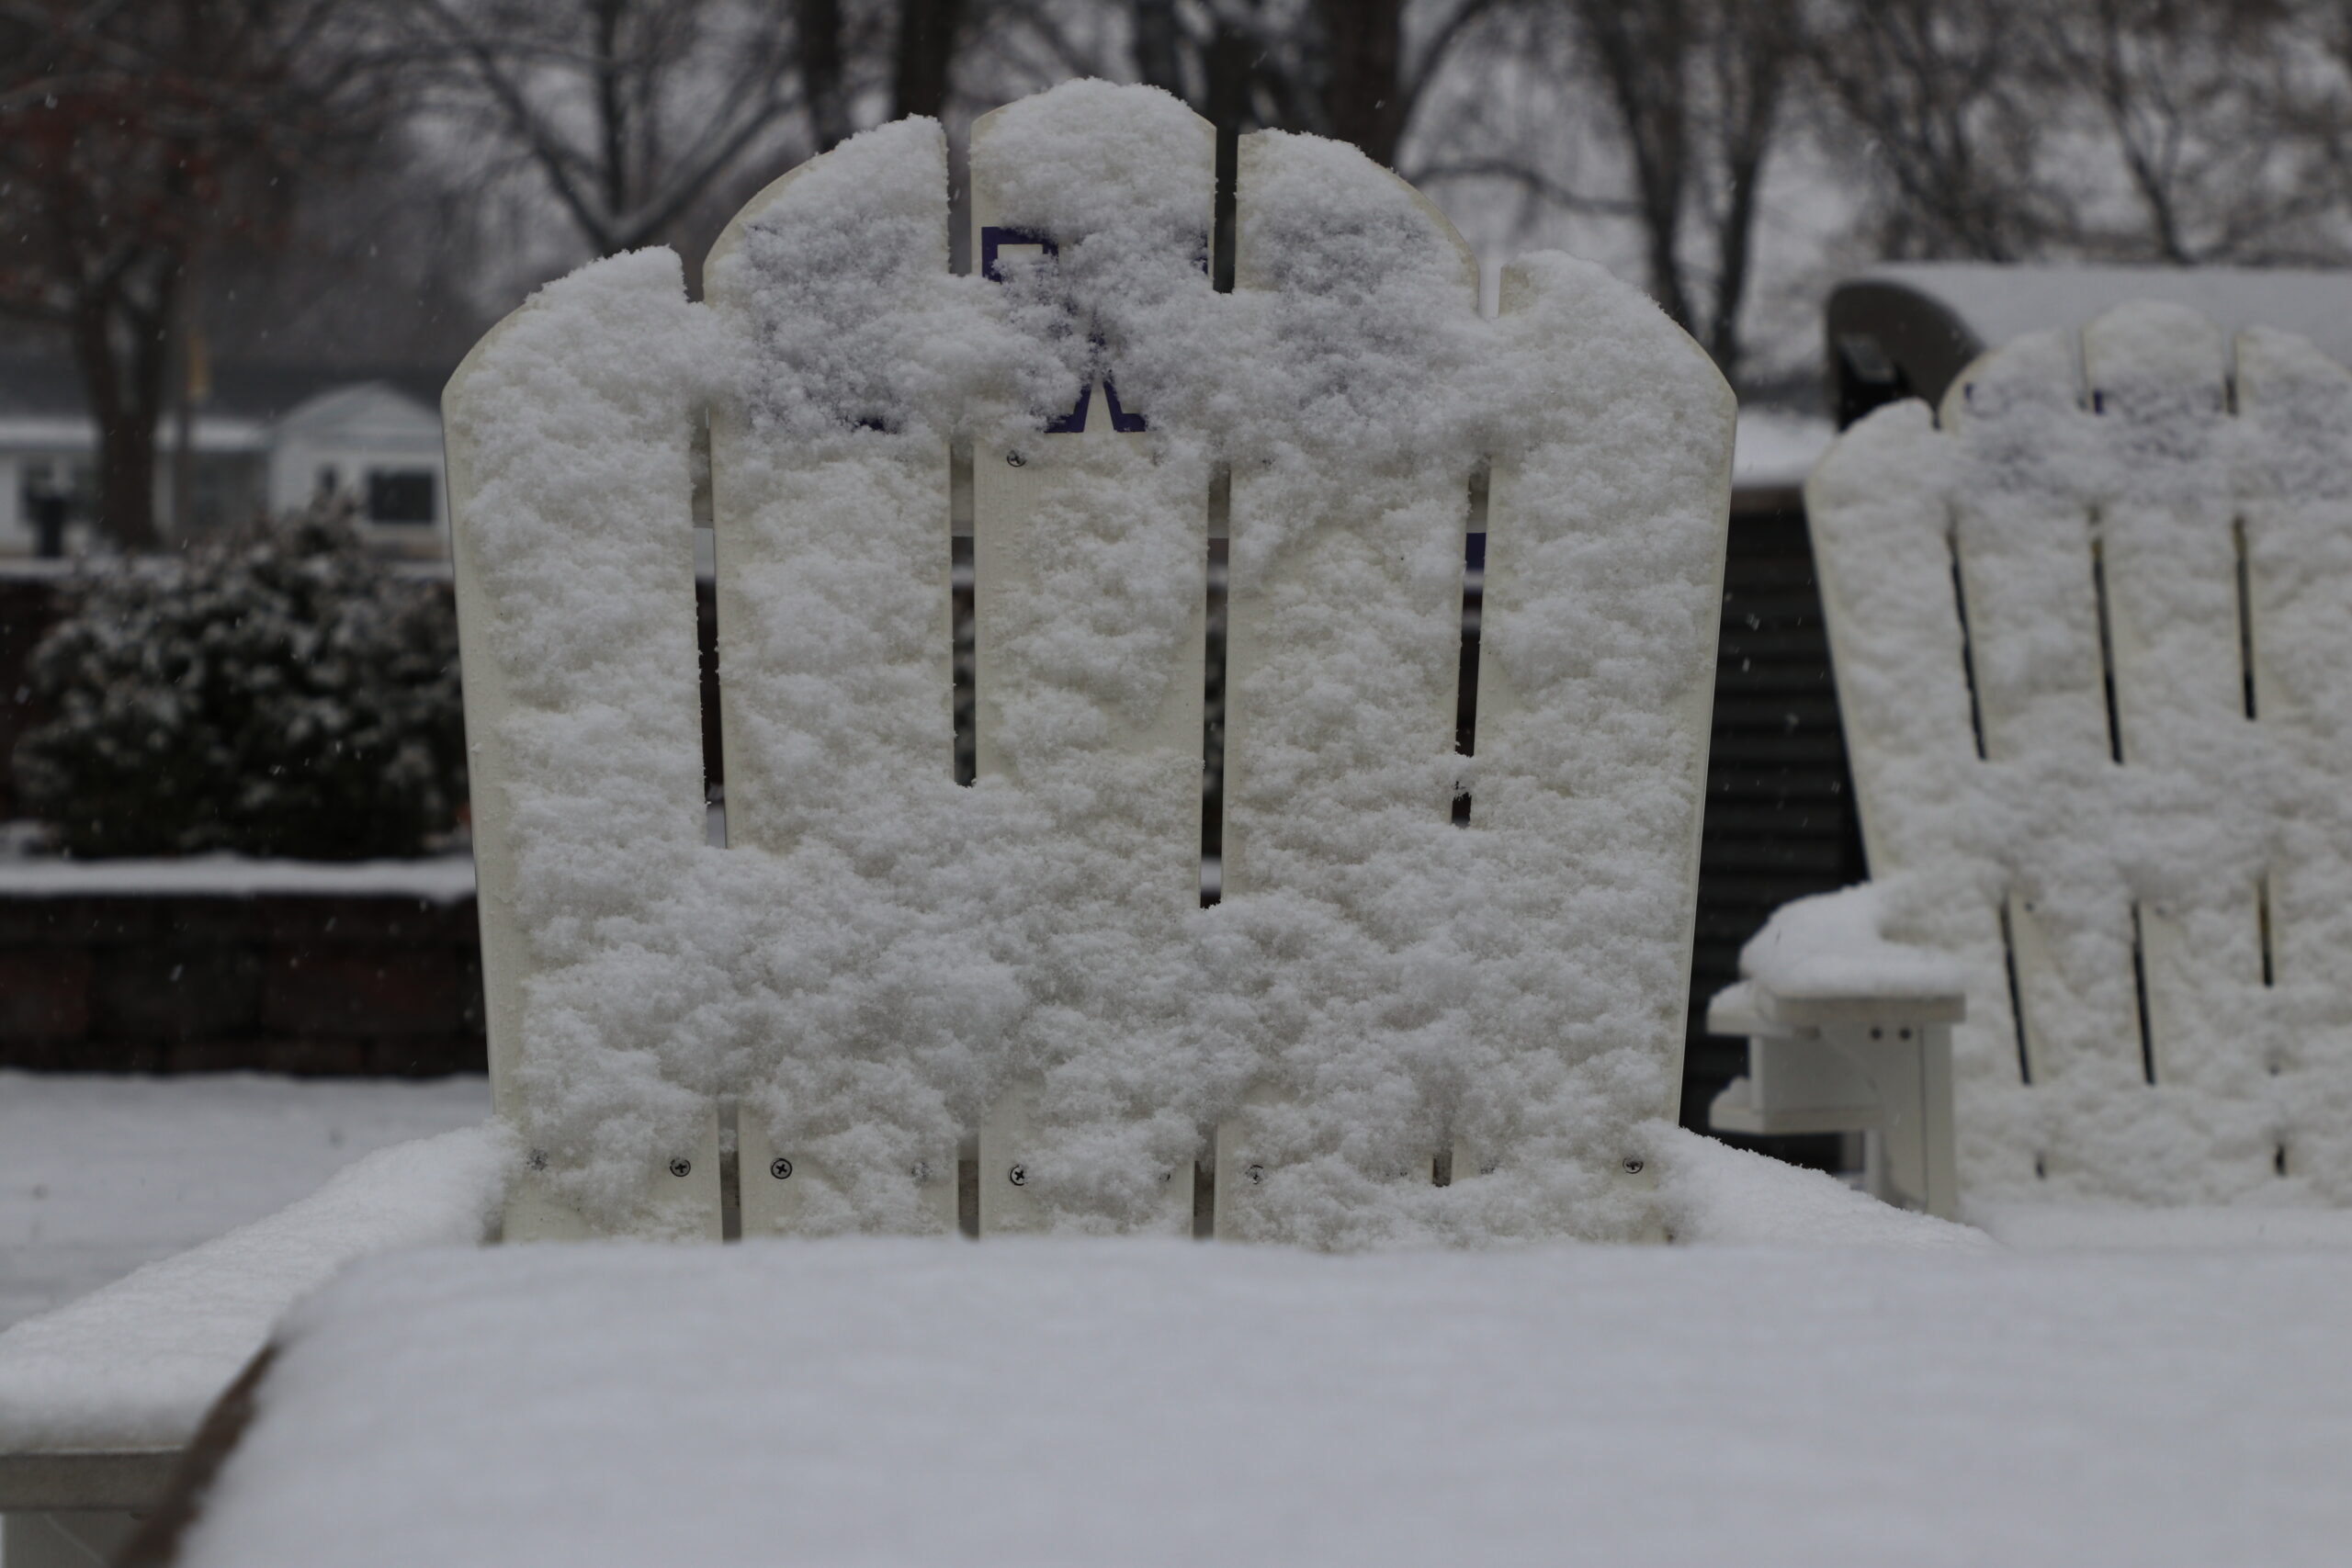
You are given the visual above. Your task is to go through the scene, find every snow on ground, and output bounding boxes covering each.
[0,1121,508,1452]
[1732,407,1835,491]
[177,1237,2352,1568]
[1652,1124,1986,1247]
[1973,1203,2352,1249]
[0,1072,490,1329]
[0,852,474,900]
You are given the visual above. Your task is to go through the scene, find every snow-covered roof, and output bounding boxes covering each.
[0,413,269,456]
[273,382,444,450]
[0,356,449,424]
[0,358,452,468]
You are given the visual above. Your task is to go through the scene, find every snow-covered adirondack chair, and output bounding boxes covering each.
[5,79,1766,1560]
[1711,302,2352,1220]
[447,79,1735,1247]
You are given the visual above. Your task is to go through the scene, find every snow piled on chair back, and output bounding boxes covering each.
[445,80,1733,1246]
[1811,301,2352,1206]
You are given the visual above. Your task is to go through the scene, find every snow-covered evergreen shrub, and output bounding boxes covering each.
[12,502,467,859]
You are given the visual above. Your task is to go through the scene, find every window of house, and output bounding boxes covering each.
[366,468,437,525]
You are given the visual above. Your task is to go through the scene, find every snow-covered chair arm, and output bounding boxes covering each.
[0,1123,511,1520]
[1707,885,1965,1217]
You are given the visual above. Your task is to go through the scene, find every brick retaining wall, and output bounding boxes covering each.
[0,893,485,1075]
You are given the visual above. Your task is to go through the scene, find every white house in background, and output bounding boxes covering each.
[0,358,452,559]
[264,384,448,539]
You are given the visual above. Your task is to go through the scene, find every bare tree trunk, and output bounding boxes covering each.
[74,271,174,552]
[2074,0,2199,264]
[1574,1,1698,334]
[169,274,198,541]
[893,0,965,119]
[1700,0,1790,378]
[799,0,852,151]
[1314,0,1408,164]
[1131,0,1183,97]
[1802,0,2043,263]
[1706,135,1765,372]
[594,0,631,218]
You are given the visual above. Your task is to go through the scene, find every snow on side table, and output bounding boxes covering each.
[1710,882,1968,1217]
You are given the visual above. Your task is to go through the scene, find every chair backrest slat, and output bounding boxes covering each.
[443,254,723,1240]
[1208,132,1481,1240]
[2075,313,2253,1100]
[962,96,1216,1236]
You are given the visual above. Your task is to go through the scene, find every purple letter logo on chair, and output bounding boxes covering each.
[980,226,1148,434]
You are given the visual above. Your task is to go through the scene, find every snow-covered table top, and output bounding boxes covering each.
[175,1236,2352,1568]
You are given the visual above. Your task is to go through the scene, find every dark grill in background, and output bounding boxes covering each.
[1679,488,1869,1168]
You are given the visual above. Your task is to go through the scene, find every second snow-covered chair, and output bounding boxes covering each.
[1712,302,2352,1219]
[446,81,1734,1248]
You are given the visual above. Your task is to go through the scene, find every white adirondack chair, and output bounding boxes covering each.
[2,80,1744,1562]
[447,78,1735,1247]
[1711,301,2352,1220]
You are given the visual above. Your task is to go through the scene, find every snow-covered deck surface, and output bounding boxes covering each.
[176,1236,2352,1568]
[0,1073,490,1330]
[0,852,475,901]
[8,1075,2352,1562]
[0,1127,1952,1458]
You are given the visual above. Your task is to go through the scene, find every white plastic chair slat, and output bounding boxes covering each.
[964,96,1212,1236]
[1936,360,2112,772]
[444,273,722,1241]
[1804,412,2031,1095]
[1933,349,2144,1106]
[1211,130,1477,1238]
[2236,330,2352,1175]
[705,132,961,1236]
[2078,313,2241,762]
[1467,259,1734,1234]
[2078,312,2260,1103]
[442,317,535,1125]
